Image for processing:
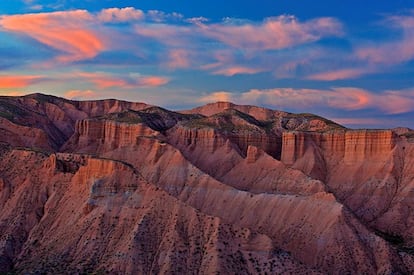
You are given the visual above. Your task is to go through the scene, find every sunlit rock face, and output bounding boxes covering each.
[0,93,413,274]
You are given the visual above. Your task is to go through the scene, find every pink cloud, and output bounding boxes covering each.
[77,72,125,88]
[165,49,190,69]
[137,76,169,87]
[133,15,343,75]
[136,15,341,51]
[355,13,414,65]
[98,7,144,22]
[76,72,169,88]
[64,90,97,100]
[199,91,232,103]
[0,91,27,96]
[375,89,414,114]
[0,75,43,88]
[326,88,371,110]
[135,23,194,47]
[0,10,104,63]
[199,15,343,50]
[331,118,387,126]
[212,66,263,76]
[202,87,414,114]
[306,68,373,81]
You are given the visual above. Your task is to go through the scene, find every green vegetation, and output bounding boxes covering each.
[182,119,216,129]
[0,111,14,121]
[14,146,52,156]
[95,110,143,124]
[283,112,346,132]
[375,230,414,254]
[400,131,414,142]
[0,99,29,118]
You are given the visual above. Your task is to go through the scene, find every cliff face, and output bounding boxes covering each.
[67,133,406,274]
[63,119,160,153]
[0,117,53,151]
[281,130,396,168]
[0,94,151,149]
[0,147,325,274]
[1,94,414,274]
[280,129,414,249]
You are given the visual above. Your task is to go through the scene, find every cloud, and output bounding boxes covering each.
[146,10,183,22]
[0,10,104,63]
[98,7,144,23]
[212,66,264,76]
[306,68,374,81]
[0,91,27,96]
[355,12,414,65]
[200,87,414,114]
[137,76,169,87]
[133,14,344,77]
[0,75,44,88]
[165,49,191,69]
[64,89,97,100]
[76,72,169,88]
[199,91,233,103]
[135,23,194,47]
[198,15,343,51]
[330,118,386,126]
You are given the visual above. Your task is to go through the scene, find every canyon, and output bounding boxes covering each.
[0,93,414,274]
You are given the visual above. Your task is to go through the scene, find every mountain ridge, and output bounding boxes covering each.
[0,93,413,273]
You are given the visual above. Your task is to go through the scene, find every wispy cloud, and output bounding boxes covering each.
[165,49,191,69]
[146,10,183,22]
[330,118,387,126]
[98,7,144,23]
[64,89,97,100]
[306,68,374,81]
[0,10,104,63]
[0,75,44,88]
[212,66,264,76]
[355,12,414,65]
[198,15,343,51]
[200,87,414,114]
[199,91,233,103]
[133,14,343,76]
[76,72,169,88]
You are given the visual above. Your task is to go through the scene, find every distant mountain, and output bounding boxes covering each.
[0,93,413,274]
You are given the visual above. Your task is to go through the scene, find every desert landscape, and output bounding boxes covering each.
[2,2,414,274]
[0,93,413,274]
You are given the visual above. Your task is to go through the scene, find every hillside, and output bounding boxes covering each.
[0,93,413,274]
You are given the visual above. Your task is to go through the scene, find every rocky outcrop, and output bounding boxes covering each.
[182,101,288,121]
[0,117,53,151]
[279,129,414,251]
[281,130,396,171]
[2,94,414,274]
[63,133,406,274]
[182,102,344,132]
[0,147,321,274]
[0,94,151,150]
[63,119,160,152]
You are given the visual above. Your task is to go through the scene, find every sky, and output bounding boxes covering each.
[0,1,414,128]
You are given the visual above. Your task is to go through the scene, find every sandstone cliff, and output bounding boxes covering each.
[280,129,414,255]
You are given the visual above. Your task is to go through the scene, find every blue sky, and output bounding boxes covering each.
[1,1,414,128]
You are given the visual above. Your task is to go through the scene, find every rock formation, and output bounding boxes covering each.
[0,93,413,274]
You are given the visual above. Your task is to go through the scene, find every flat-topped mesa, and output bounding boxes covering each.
[65,119,159,152]
[281,130,397,166]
